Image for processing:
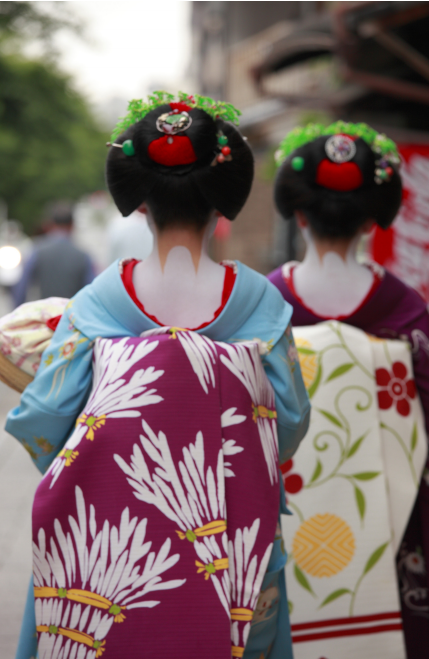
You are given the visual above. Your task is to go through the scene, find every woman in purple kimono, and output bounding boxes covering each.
[7,93,310,659]
[268,122,429,658]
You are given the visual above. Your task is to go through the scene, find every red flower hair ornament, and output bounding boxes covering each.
[107,93,237,168]
[281,123,400,191]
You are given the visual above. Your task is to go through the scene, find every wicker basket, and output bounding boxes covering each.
[0,350,34,393]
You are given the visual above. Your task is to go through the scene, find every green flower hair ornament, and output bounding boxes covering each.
[275,121,400,167]
[111,90,241,141]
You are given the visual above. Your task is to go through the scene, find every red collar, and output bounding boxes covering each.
[121,259,237,330]
[282,260,384,321]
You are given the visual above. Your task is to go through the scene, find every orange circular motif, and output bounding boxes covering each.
[295,338,318,390]
[293,513,355,578]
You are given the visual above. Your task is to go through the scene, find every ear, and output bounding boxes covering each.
[137,203,148,215]
[295,210,308,228]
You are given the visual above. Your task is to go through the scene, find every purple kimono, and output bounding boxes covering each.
[32,330,280,659]
[268,262,429,658]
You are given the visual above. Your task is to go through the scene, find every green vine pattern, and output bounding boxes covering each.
[290,540,390,616]
[318,541,390,616]
[294,324,378,525]
[294,323,417,519]
[380,422,419,487]
[288,322,419,615]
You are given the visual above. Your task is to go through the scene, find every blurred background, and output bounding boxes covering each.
[1,1,429,308]
[2,1,429,655]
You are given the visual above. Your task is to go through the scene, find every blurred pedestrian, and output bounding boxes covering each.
[106,210,153,264]
[12,202,95,306]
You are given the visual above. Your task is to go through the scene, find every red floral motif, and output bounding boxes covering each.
[376,361,416,417]
[280,459,303,496]
[0,343,11,356]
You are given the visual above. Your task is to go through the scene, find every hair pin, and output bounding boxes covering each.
[291,156,305,171]
[106,140,135,156]
[374,158,394,185]
[211,132,232,166]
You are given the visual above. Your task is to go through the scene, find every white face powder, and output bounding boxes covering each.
[293,227,375,318]
[131,214,227,328]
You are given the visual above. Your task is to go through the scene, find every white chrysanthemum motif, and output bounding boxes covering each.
[220,408,246,478]
[114,421,231,615]
[221,407,246,477]
[193,531,231,617]
[220,342,279,484]
[176,332,217,394]
[221,407,246,429]
[33,486,185,659]
[141,328,217,393]
[48,338,164,486]
[229,520,273,652]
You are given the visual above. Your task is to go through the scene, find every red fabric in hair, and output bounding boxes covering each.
[148,135,197,166]
[316,159,363,191]
[169,102,191,113]
[121,259,236,330]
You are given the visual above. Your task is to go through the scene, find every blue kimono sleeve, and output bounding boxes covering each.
[263,323,311,464]
[5,306,94,474]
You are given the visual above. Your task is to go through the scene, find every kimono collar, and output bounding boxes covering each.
[73,260,292,346]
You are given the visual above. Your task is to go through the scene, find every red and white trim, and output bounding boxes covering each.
[291,611,402,644]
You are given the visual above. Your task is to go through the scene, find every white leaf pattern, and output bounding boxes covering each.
[47,338,164,487]
[115,421,231,615]
[176,332,217,394]
[220,342,279,485]
[34,486,185,659]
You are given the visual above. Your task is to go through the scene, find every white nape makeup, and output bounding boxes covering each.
[132,210,226,328]
[293,226,374,318]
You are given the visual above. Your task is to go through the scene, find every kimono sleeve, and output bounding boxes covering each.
[5,306,94,474]
[263,323,311,463]
[407,309,429,438]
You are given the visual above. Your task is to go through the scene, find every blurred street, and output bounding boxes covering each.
[0,380,40,659]
[0,290,41,659]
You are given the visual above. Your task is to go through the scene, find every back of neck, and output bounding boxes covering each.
[293,229,374,318]
[132,218,226,328]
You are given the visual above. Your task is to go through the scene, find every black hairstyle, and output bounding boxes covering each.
[274,135,402,240]
[106,104,254,229]
[46,201,74,226]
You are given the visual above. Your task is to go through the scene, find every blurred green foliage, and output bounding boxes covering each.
[261,110,333,183]
[0,3,107,233]
[260,146,279,183]
[0,1,81,54]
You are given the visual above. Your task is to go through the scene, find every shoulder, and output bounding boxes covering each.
[231,262,293,345]
[267,262,298,301]
[71,261,149,338]
[266,265,284,286]
[382,269,428,319]
[66,263,122,336]
[237,262,291,309]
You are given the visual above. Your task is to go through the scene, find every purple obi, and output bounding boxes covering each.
[32,329,280,659]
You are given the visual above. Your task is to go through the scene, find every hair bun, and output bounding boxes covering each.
[106,92,254,222]
[128,105,218,173]
[274,122,402,237]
